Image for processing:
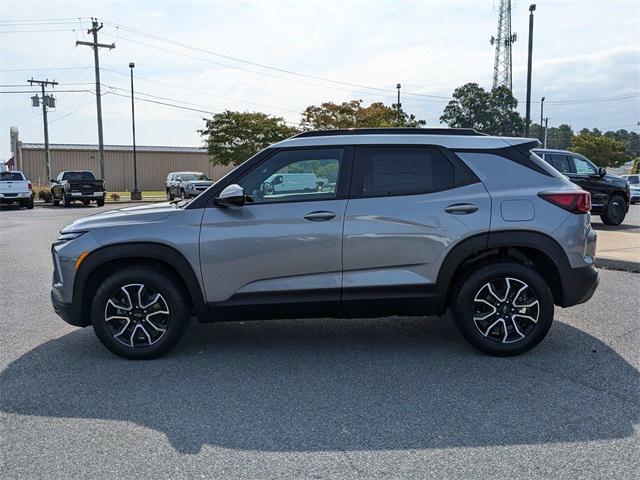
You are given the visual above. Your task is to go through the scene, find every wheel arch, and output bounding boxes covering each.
[438,231,569,307]
[73,242,209,326]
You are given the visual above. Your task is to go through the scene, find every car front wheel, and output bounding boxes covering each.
[452,261,554,356]
[91,266,191,359]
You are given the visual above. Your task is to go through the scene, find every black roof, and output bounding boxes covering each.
[294,128,485,138]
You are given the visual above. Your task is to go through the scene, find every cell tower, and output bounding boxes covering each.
[490,0,517,91]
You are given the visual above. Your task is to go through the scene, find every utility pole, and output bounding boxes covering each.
[28,78,58,184]
[539,96,545,142]
[524,4,536,136]
[396,83,402,126]
[543,117,549,148]
[76,18,115,181]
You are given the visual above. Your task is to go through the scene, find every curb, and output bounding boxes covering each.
[595,257,640,273]
[34,199,165,207]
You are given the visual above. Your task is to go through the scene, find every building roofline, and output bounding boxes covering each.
[19,143,207,153]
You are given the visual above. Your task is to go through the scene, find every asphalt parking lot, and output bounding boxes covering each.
[1,204,639,479]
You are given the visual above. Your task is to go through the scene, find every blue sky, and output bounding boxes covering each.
[1,0,639,160]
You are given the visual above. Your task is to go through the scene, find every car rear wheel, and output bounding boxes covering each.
[600,194,626,225]
[166,189,174,201]
[27,197,34,209]
[452,261,554,356]
[91,266,191,359]
[63,195,71,208]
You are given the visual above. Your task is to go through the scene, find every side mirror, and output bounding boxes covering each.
[50,179,56,183]
[598,167,607,177]
[215,184,245,207]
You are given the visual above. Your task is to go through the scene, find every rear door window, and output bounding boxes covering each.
[545,153,572,174]
[353,146,455,197]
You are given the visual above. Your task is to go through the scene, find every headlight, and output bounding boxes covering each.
[54,231,86,246]
[187,183,194,190]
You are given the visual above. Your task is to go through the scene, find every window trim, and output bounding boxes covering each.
[350,144,477,199]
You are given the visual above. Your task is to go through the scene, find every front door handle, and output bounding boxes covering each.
[304,211,336,221]
[445,203,478,215]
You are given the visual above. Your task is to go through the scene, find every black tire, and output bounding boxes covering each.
[166,189,174,201]
[452,261,554,356]
[27,197,34,209]
[82,199,90,206]
[600,194,626,225]
[180,188,186,199]
[63,195,71,208]
[96,197,105,207]
[91,266,191,359]
[52,196,60,206]
[19,199,28,208]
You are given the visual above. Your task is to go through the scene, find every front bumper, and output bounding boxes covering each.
[51,289,86,327]
[558,265,599,307]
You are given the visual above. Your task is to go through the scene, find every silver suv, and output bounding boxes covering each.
[51,128,599,359]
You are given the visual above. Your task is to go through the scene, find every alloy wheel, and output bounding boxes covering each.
[472,277,540,344]
[104,283,170,348]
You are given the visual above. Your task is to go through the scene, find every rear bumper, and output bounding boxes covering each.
[558,265,599,307]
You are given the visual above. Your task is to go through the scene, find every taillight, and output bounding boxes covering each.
[28,182,32,190]
[539,191,591,214]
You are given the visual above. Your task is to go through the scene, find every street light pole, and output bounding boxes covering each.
[396,83,402,126]
[540,96,545,142]
[524,4,536,137]
[129,62,141,201]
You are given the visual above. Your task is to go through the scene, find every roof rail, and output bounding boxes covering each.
[293,128,486,138]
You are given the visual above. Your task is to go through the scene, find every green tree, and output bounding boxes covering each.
[200,111,298,166]
[439,83,525,136]
[300,99,425,130]
[570,133,627,168]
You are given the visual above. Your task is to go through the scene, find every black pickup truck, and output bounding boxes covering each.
[51,171,106,207]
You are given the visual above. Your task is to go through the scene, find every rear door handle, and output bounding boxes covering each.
[304,211,336,221]
[445,203,478,215]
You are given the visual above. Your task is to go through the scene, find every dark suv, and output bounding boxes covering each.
[534,149,630,225]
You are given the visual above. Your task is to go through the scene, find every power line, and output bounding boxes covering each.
[100,67,301,114]
[0,89,93,93]
[0,66,92,72]
[100,19,450,100]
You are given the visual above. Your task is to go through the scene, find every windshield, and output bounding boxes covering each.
[181,173,211,181]
[0,172,25,181]
[62,171,96,181]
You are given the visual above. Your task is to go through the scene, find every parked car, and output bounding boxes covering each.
[51,171,105,208]
[533,149,631,225]
[621,174,640,204]
[165,171,214,200]
[0,170,34,209]
[51,128,598,359]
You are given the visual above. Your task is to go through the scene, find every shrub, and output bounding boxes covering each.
[110,192,121,201]
[34,187,52,203]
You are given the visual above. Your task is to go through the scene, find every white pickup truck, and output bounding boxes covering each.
[0,171,34,209]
